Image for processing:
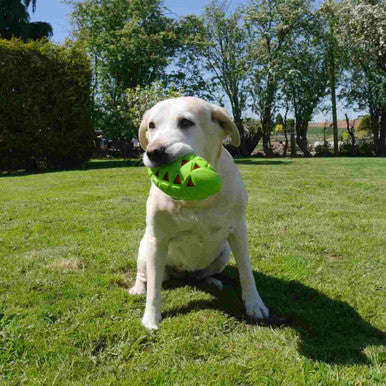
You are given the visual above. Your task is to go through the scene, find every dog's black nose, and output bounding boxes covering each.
[146,144,168,164]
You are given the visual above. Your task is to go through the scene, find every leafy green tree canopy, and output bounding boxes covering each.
[0,0,53,40]
[69,0,180,94]
[244,0,311,156]
[68,0,182,138]
[357,115,372,135]
[334,0,386,155]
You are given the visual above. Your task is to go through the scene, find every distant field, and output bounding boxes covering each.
[307,126,347,143]
[275,126,347,144]
[0,158,385,384]
[255,126,348,152]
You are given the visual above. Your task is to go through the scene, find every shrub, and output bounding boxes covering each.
[341,132,351,141]
[357,140,375,156]
[314,141,333,156]
[357,115,372,135]
[271,140,285,154]
[0,39,93,172]
[339,141,356,156]
[339,140,375,156]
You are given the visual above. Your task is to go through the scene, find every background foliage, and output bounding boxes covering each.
[1,0,385,174]
[0,0,52,40]
[66,0,385,156]
[0,39,94,172]
[67,0,182,141]
[122,82,183,140]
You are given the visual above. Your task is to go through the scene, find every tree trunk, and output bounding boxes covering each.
[246,130,263,155]
[261,122,273,156]
[331,76,339,156]
[371,110,381,155]
[282,103,289,156]
[344,113,357,155]
[328,10,339,156]
[261,102,273,156]
[296,122,311,157]
[262,133,273,156]
[236,120,251,157]
[375,108,386,156]
[238,127,249,157]
[229,121,262,157]
[290,125,296,156]
[282,129,289,156]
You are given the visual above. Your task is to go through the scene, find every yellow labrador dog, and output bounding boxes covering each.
[130,96,269,329]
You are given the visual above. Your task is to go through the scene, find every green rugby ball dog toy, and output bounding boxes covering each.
[147,154,222,200]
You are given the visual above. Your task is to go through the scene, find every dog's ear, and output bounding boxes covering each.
[211,105,240,147]
[138,110,150,150]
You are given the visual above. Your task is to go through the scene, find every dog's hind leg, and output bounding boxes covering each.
[193,242,230,290]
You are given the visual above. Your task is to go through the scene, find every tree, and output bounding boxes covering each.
[320,0,341,156]
[335,0,386,155]
[340,60,385,150]
[244,0,310,156]
[205,2,257,155]
[176,2,256,156]
[338,0,386,75]
[23,1,37,12]
[287,118,296,156]
[281,13,329,156]
[344,113,357,155]
[275,113,283,126]
[0,0,53,40]
[68,0,180,138]
[171,15,214,100]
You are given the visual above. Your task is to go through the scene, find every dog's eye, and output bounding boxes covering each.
[149,122,156,129]
[178,118,194,129]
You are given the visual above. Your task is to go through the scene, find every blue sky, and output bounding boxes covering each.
[29,0,361,122]
[29,0,241,43]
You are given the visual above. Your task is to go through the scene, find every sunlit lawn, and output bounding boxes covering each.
[0,157,385,384]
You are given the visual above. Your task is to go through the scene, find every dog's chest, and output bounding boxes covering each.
[166,206,233,270]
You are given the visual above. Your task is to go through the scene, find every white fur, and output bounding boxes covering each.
[130,97,269,329]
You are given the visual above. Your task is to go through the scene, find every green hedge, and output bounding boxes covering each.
[0,39,94,172]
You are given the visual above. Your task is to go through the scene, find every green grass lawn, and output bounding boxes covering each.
[1,158,385,384]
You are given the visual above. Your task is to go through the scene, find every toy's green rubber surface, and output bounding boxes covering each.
[147,154,222,200]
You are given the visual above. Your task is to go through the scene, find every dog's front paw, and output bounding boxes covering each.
[244,294,269,320]
[142,313,161,330]
[128,281,146,295]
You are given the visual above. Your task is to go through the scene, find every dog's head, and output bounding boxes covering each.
[139,97,240,168]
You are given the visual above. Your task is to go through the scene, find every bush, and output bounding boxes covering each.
[0,39,94,172]
[357,115,372,135]
[339,140,374,156]
[357,141,375,156]
[314,141,333,156]
[339,141,356,156]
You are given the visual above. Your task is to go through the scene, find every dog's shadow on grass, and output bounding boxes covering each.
[162,266,385,365]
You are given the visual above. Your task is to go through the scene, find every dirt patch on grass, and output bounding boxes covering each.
[45,257,83,272]
[110,271,137,289]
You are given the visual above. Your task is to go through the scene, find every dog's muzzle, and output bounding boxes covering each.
[146,144,170,166]
[144,142,196,168]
